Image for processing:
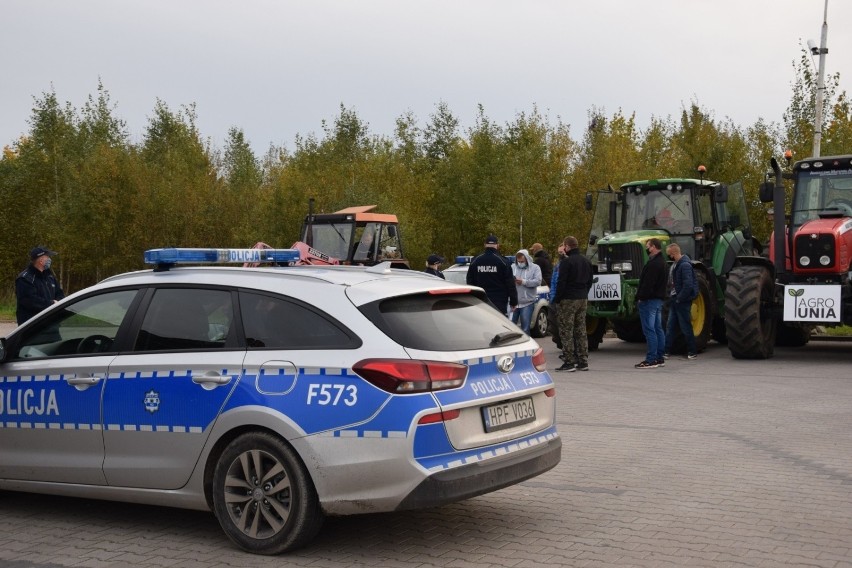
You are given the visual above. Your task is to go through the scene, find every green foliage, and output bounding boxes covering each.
[1,67,851,296]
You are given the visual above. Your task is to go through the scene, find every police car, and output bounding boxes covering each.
[443,256,552,338]
[0,248,561,555]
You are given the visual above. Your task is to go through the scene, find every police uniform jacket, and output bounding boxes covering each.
[466,248,518,311]
[16,265,65,325]
[554,248,593,302]
[637,251,667,301]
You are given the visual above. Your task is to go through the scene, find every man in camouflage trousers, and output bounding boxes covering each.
[553,236,593,372]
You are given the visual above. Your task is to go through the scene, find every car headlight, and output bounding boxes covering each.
[800,256,810,266]
[820,255,831,266]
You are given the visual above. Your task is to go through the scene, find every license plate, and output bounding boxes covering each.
[481,397,536,433]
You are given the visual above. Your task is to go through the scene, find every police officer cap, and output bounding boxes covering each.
[485,234,499,244]
[30,246,57,260]
[427,254,444,265]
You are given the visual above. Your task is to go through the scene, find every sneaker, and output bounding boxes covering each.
[556,362,576,372]
[577,364,589,371]
[663,352,670,359]
[687,353,697,360]
[655,359,665,367]
[634,360,658,369]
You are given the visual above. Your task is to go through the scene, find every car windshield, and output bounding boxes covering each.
[360,292,526,351]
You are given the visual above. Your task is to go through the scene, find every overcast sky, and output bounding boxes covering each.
[3,1,851,156]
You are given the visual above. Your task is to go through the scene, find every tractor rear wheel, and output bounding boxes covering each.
[724,265,777,359]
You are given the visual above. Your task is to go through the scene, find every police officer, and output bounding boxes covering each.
[466,234,518,316]
[16,246,65,325]
[424,254,445,279]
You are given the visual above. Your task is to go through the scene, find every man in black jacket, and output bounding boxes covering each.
[635,238,667,368]
[466,234,517,316]
[16,246,65,325]
[529,242,552,286]
[553,236,593,372]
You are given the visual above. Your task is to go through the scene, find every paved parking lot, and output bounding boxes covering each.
[1,322,851,567]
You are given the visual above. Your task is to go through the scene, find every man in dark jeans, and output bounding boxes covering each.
[664,243,698,360]
[635,238,667,369]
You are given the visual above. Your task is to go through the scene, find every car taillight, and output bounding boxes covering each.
[532,347,547,372]
[353,359,468,394]
[418,409,461,424]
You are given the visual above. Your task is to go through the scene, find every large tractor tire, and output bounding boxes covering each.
[586,316,607,351]
[724,265,777,359]
[612,319,645,343]
[665,271,713,354]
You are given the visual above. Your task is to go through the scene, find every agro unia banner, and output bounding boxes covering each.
[783,285,841,322]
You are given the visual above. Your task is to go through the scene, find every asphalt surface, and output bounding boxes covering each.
[1,321,851,567]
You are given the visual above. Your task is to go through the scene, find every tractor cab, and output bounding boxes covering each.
[300,205,409,268]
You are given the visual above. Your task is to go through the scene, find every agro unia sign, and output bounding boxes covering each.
[588,274,621,301]
[783,285,841,322]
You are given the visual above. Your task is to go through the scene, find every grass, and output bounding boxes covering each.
[821,324,852,336]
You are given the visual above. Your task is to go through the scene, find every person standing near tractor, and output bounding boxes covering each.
[664,243,698,360]
[553,236,593,372]
[635,238,668,369]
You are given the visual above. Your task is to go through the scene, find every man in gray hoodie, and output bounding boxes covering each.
[511,249,542,334]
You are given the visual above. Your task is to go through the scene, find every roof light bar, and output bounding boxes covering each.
[144,248,300,266]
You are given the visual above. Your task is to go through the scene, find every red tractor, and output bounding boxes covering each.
[724,153,852,358]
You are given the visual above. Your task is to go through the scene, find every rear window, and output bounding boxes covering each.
[361,292,527,351]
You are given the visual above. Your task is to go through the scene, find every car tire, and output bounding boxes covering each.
[530,305,549,338]
[212,432,324,555]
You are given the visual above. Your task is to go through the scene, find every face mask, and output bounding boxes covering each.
[517,262,526,268]
[43,258,52,270]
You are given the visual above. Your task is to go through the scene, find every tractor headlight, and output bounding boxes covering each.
[597,263,609,273]
[799,256,810,266]
[819,255,831,266]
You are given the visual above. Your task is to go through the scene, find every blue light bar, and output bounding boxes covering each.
[144,248,301,265]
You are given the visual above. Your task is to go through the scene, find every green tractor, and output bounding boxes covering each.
[584,173,758,352]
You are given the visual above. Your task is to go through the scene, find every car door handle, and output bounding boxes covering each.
[192,372,232,390]
[67,375,103,390]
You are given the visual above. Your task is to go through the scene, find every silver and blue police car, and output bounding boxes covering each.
[0,248,561,555]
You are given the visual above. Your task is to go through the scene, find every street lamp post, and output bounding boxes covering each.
[811,0,829,158]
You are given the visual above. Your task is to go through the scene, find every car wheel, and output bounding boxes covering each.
[530,306,549,337]
[212,432,324,555]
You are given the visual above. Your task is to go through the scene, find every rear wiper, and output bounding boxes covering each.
[490,331,523,346]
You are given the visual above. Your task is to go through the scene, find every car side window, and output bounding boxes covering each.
[134,288,233,352]
[239,291,359,349]
[14,289,140,359]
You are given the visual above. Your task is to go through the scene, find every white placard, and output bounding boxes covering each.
[589,274,622,301]
[783,285,841,322]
